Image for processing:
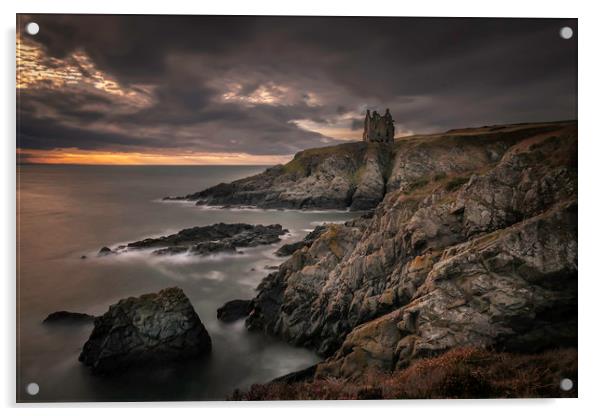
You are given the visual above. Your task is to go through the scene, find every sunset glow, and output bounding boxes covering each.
[17,148,293,166]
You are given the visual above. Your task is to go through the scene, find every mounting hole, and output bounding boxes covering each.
[559,26,573,40]
[560,378,573,391]
[25,22,39,36]
[26,382,40,396]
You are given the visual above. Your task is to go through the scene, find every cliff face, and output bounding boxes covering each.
[168,141,390,210]
[242,121,577,379]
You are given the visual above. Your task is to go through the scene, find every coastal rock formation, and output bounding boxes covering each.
[274,225,327,257]
[165,142,388,210]
[217,299,254,323]
[103,223,286,256]
[243,121,577,379]
[43,311,95,324]
[98,246,116,256]
[79,287,211,373]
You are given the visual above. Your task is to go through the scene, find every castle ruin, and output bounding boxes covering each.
[362,109,395,144]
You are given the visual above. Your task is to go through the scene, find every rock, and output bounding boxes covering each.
[274,225,328,257]
[79,287,211,374]
[217,299,253,323]
[97,246,115,256]
[349,143,390,211]
[245,121,577,377]
[123,223,286,256]
[274,241,307,257]
[271,364,317,384]
[43,311,95,324]
[80,255,87,260]
[167,142,379,210]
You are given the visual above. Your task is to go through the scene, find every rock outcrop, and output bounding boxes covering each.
[165,142,390,210]
[217,299,253,323]
[43,311,95,324]
[102,223,286,256]
[274,225,327,257]
[243,121,577,380]
[98,246,115,256]
[79,287,211,373]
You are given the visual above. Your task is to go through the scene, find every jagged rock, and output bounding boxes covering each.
[264,265,279,270]
[105,223,286,256]
[244,121,577,377]
[350,143,390,210]
[43,311,95,324]
[274,241,307,257]
[97,246,115,256]
[165,142,375,210]
[217,299,253,323]
[79,287,211,374]
[274,225,328,257]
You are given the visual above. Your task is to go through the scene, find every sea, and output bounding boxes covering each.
[16,164,359,402]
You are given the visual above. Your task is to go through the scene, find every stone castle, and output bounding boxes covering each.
[362,109,395,144]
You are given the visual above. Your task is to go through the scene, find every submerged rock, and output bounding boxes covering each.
[79,287,211,374]
[97,246,115,256]
[217,299,253,323]
[43,311,95,324]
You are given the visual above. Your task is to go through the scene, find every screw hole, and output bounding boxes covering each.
[560,378,573,391]
[25,22,39,36]
[26,382,39,396]
[559,26,573,40]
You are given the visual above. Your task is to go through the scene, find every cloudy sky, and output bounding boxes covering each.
[17,15,577,165]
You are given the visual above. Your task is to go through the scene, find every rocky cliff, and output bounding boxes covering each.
[166,141,391,210]
[240,120,577,379]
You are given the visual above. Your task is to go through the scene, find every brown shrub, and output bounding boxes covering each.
[230,347,577,400]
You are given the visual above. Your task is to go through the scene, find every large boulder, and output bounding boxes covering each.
[79,287,211,373]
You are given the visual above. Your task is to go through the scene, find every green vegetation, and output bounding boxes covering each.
[282,157,306,175]
[351,165,366,185]
[283,141,367,176]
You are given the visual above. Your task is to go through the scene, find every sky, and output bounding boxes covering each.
[17,15,577,165]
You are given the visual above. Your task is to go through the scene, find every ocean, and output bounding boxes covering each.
[16,164,358,402]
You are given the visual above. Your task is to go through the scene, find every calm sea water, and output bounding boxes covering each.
[17,164,358,402]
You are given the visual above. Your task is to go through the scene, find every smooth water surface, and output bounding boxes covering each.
[17,165,358,402]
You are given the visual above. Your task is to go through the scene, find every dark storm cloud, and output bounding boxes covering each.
[17,14,577,156]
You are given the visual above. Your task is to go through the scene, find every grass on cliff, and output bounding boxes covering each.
[283,142,367,176]
[230,347,577,400]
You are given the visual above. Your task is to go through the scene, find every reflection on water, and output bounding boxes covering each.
[17,165,359,402]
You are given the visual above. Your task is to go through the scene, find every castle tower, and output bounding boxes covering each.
[363,108,394,144]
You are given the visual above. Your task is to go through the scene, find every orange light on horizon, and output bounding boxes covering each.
[17,148,293,166]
